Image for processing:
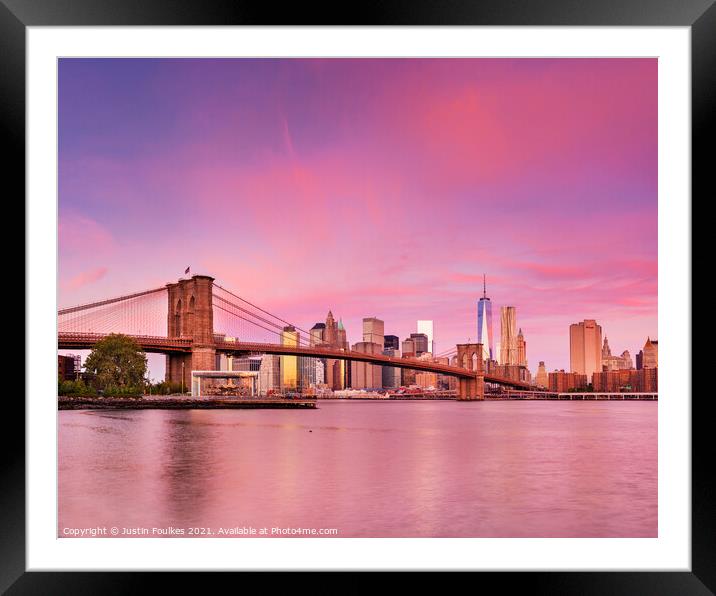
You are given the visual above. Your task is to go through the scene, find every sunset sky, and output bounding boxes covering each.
[58,58,657,375]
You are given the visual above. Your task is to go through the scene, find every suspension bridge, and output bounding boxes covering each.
[58,274,533,399]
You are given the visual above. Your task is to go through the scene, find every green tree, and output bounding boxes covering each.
[83,334,148,391]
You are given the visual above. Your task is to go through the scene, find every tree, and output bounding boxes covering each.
[83,334,148,391]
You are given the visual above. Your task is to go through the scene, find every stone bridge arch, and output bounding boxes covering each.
[166,275,215,387]
[455,342,485,400]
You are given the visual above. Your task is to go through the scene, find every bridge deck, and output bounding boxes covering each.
[58,332,534,389]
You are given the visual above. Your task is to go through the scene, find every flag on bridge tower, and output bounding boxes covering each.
[184,266,190,275]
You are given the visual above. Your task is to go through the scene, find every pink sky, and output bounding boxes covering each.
[58,58,657,376]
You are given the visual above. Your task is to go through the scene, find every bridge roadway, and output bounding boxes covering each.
[58,332,534,390]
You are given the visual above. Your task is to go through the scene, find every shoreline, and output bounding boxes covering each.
[58,397,317,410]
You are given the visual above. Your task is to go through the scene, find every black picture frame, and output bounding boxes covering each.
[7,0,708,590]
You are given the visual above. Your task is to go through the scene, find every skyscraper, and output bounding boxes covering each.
[417,320,434,355]
[477,274,493,361]
[351,317,385,389]
[384,335,400,350]
[280,325,300,391]
[363,317,385,345]
[516,328,527,366]
[642,337,658,368]
[535,361,548,388]
[410,333,429,355]
[500,306,518,366]
[569,319,602,379]
[309,322,325,346]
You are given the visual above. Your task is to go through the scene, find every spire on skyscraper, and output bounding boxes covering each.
[483,273,487,299]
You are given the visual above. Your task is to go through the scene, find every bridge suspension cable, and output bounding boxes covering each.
[58,286,167,337]
[213,283,313,337]
[58,286,167,316]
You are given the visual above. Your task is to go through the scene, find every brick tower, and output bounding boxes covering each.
[456,342,485,400]
[166,275,216,388]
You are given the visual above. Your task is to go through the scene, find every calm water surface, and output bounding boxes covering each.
[59,400,657,537]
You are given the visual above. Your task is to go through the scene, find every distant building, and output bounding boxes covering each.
[300,357,325,390]
[280,325,300,391]
[548,370,588,392]
[309,322,325,346]
[592,368,658,392]
[642,337,658,369]
[500,306,518,365]
[535,361,548,388]
[410,333,429,355]
[477,274,493,361]
[382,346,401,389]
[363,317,384,345]
[570,319,603,379]
[351,341,383,389]
[601,337,633,370]
[58,355,76,381]
[231,356,261,371]
[321,311,349,390]
[516,328,527,366]
[417,320,435,355]
[492,364,530,385]
[401,337,416,357]
[351,317,384,389]
[258,354,281,395]
[636,350,644,370]
[384,335,400,350]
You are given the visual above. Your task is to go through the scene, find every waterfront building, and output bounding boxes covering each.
[231,356,261,371]
[477,274,493,361]
[417,320,435,355]
[570,319,603,379]
[350,341,383,389]
[592,368,658,392]
[642,337,658,368]
[433,356,455,390]
[601,337,633,370]
[58,354,76,381]
[384,335,400,350]
[548,370,588,392]
[300,357,325,390]
[500,306,518,366]
[348,317,384,389]
[492,364,530,384]
[258,354,281,395]
[535,361,548,388]
[280,325,300,391]
[636,350,644,370]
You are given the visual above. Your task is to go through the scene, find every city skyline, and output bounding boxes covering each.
[58,58,657,372]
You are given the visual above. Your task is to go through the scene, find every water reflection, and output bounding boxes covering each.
[58,401,657,537]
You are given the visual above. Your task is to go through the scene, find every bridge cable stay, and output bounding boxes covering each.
[213,283,314,337]
[213,302,314,347]
[212,293,313,345]
[58,286,168,337]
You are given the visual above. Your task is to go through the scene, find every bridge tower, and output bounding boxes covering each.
[456,342,485,400]
[166,275,216,388]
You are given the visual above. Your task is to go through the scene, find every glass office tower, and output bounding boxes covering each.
[477,275,493,361]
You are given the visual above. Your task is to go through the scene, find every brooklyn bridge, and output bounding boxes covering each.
[58,274,534,399]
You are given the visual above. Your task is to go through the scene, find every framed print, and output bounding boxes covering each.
[8,0,709,591]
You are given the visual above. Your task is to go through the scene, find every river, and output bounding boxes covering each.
[58,400,657,537]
